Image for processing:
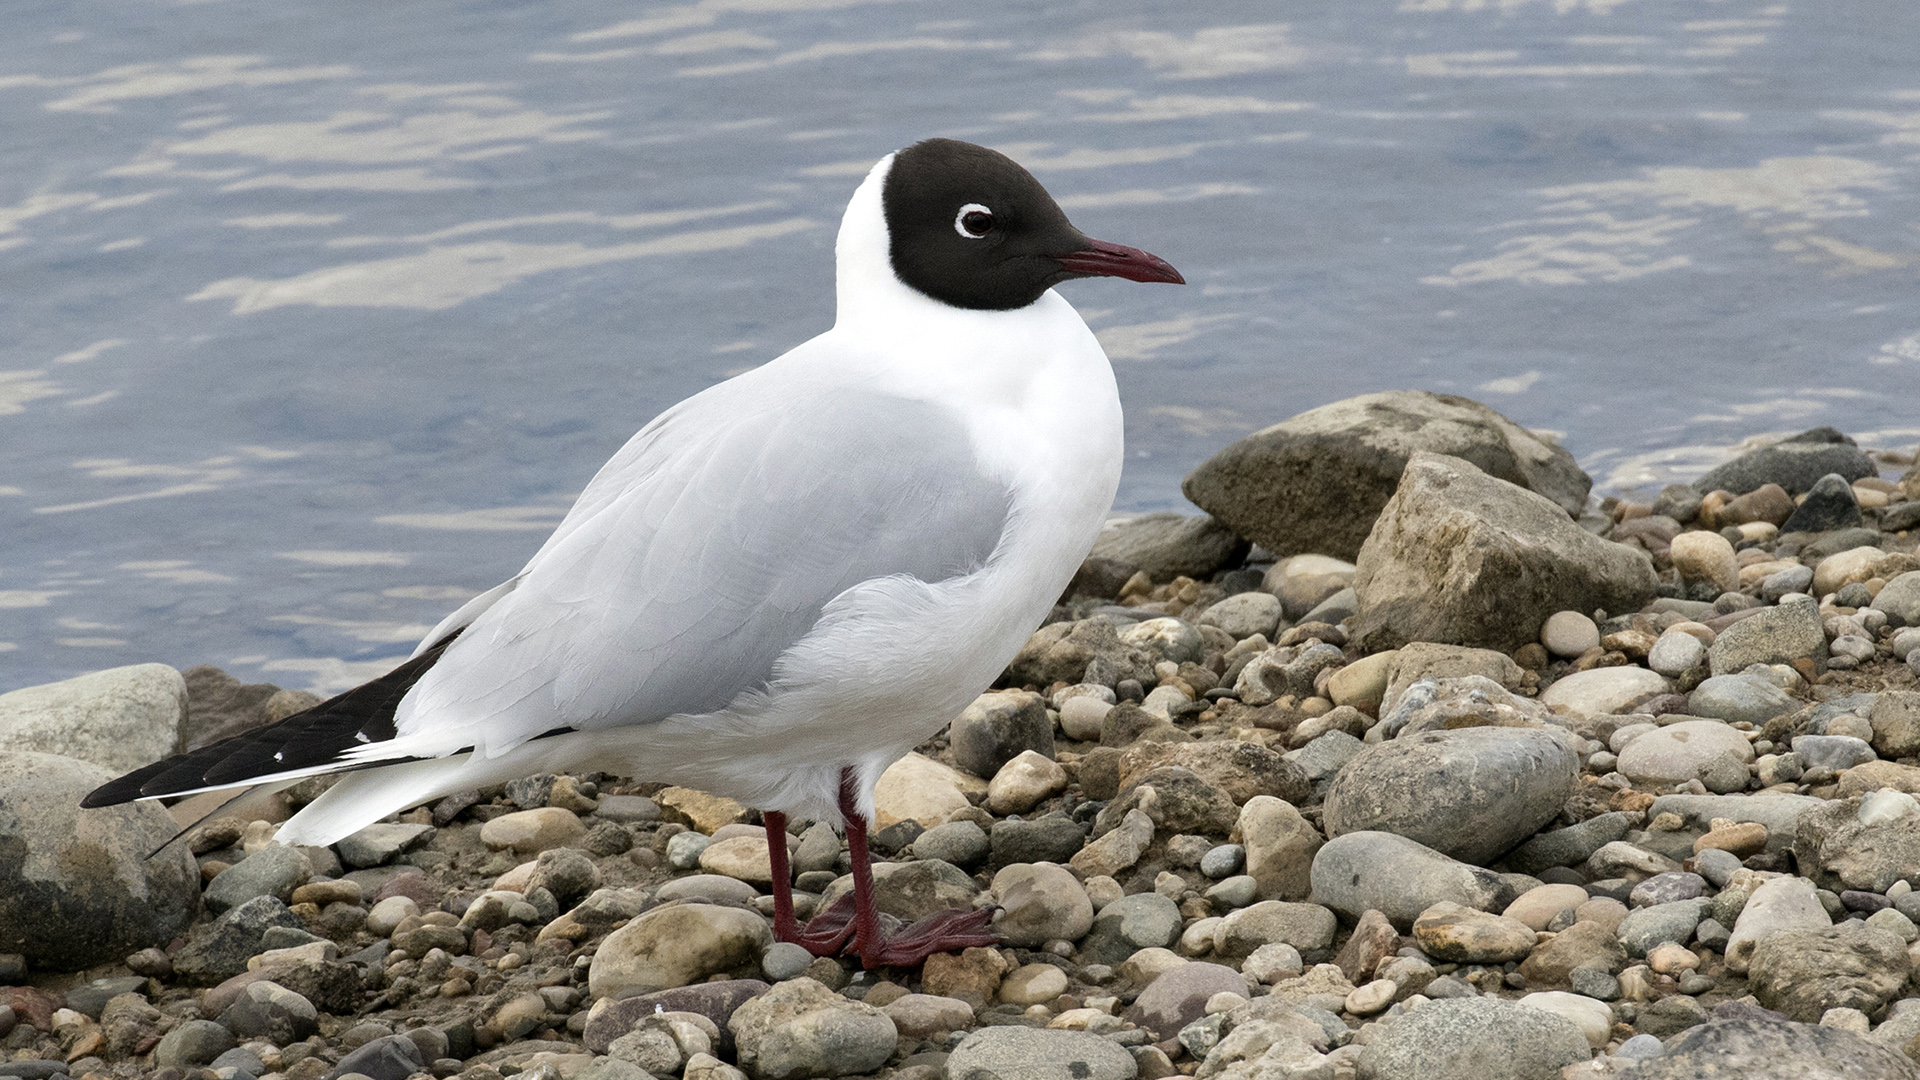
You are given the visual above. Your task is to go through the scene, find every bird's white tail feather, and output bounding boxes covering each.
[275,749,537,848]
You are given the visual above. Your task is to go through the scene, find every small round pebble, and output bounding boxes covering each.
[1200,844,1244,879]
[1616,1033,1664,1060]
[1541,610,1600,658]
[1204,875,1258,910]
[762,942,813,982]
[666,831,711,869]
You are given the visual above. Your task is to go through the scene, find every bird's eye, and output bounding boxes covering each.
[954,203,994,239]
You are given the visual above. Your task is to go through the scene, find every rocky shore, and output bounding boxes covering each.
[2,390,1919,1080]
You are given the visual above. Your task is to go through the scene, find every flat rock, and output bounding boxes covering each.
[0,752,200,970]
[989,863,1093,948]
[1310,831,1509,931]
[336,823,435,869]
[1616,719,1755,794]
[479,808,587,854]
[1322,726,1577,866]
[947,1026,1137,1080]
[1213,900,1338,959]
[1080,892,1182,966]
[1539,666,1672,718]
[1117,739,1308,807]
[1794,792,1920,894]
[588,903,771,999]
[583,980,769,1053]
[1690,428,1877,496]
[1197,591,1285,640]
[1379,643,1527,715]
[1411,902,1536,963]
[1689,674,1797,725]
[1875,571,1920,628]
[728,976,895,1080]
[1183,391,1590,562]
[1646,793,1820,855]
[1710,595,1827,676]
[1635,1017,1920,1080]
[1349,452,1655,652]
[1090,511,1249,580]
[1749,922,1912,1022]
[0,664,187,773]
[1127,961,1247,1040]
[1357,996,1589,1080]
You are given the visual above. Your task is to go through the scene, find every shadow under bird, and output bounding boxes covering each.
[85,137,1184,967]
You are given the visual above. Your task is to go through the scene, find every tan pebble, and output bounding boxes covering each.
[1693,821,1767,858]
[1646,942,1699,975]
[1345,979,1397,1016]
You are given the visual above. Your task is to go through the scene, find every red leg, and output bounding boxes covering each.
[766,807,856,956]
[839,768,884,963]
[763,810,797,942]
[828,765,1002,969]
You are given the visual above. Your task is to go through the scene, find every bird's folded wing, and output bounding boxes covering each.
[370,371,1014,762]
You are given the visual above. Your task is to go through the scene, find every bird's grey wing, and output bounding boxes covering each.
[385,371,1011,758]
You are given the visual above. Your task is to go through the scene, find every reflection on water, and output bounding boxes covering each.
[2,0,1916,692]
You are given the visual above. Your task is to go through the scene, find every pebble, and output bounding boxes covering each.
[1542,610,1601,658]
[1648,629,1707,676]
[1311,831,1508,930]
[1517,990,1614,1049]
[1358,997,1591,1080]
[986,749,1068,815]
[1688,673,1796,724]
[1411,902,1536,963]
[950,689,1054,781]
[760,942,812,982]
[990,863,1093,948]
[587,903,771,999]
[1322,726,1578,866]
[998,963,1069,1005]
[1538,666,1671,718]
[478,807,587,854]
[1616,719,1755,794]
[1670,531,1739,592]
[945,1026,1137,1080]
[1200,843,1244,879]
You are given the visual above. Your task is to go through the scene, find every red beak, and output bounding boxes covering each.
[1053,236,1185,285]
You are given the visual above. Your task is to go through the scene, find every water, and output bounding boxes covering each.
[3,0,1916,694]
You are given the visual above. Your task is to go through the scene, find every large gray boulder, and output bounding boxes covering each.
[1182,391,1590,561]
[1349,453,1658,652]
[1636,1017,1920,1080]
[0,752,200,970]
[0,664,186,773]
[1322,727,1578,866]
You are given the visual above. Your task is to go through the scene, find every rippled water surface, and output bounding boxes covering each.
[4,0,1918,691]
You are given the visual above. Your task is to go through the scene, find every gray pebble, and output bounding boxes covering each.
[665,831,711,869]
[761,942,813,982]
[1616,1033,1664,1060]
[1200,844,1244,879]
[1204,875,1258,910]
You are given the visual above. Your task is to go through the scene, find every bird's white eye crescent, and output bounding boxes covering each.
[954,203,994,238]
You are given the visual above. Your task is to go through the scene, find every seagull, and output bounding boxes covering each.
[86,138,1183,967]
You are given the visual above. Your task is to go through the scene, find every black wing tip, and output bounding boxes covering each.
[79,631,464,810]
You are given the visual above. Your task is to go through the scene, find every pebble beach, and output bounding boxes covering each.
[3,389,1920,1080]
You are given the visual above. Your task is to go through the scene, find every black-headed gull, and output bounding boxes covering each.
[88,138,1183,967]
